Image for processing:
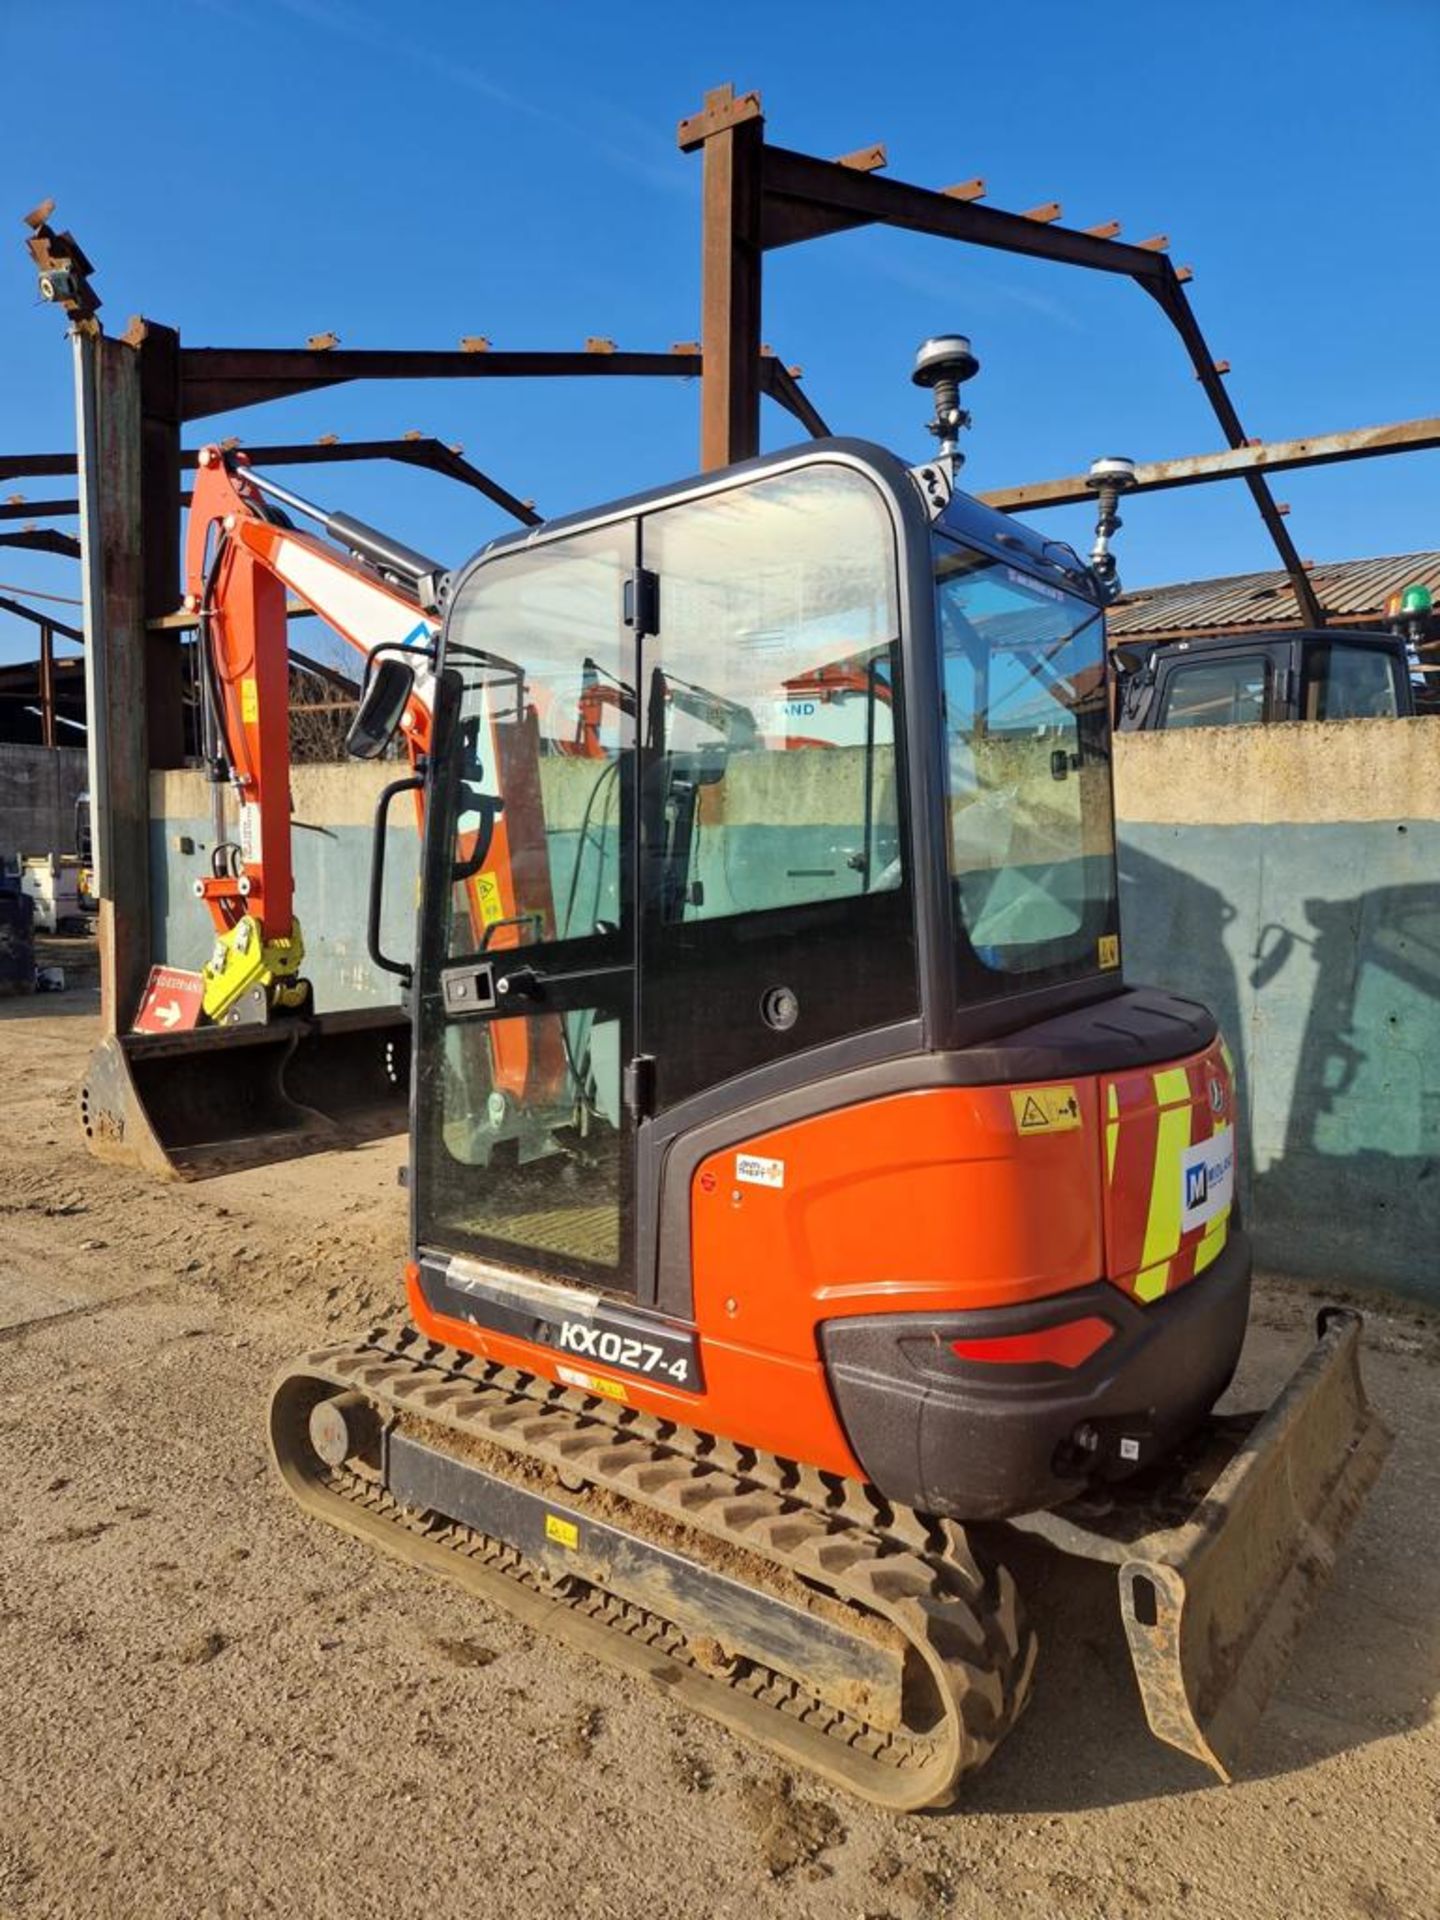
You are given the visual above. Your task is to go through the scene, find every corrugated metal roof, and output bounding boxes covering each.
[1110,549,1440,639]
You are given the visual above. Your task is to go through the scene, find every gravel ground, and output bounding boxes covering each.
[1,1000,1436,1920]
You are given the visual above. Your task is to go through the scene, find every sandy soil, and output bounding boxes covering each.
[1,998,1436,1920]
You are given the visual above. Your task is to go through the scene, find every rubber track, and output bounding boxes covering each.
[269,1324,1037,1809]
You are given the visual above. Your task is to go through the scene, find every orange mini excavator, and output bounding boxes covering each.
[266,343,1387,1806]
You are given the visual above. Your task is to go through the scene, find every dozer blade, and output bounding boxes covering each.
[79,1006,410,1179]
[1015,1306,1391,1779]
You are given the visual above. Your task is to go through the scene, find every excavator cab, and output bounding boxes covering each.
[272,435,1389,1806]
[406,443,1121,1297]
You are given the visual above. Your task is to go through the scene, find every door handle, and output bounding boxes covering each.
[496,965,545,1003]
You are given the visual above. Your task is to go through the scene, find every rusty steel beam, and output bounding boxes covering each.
[179,347,706,421]
[0,528,81,558]
[0,593,85,642]
[0,498,77,520]
[756,142,1177,276]
[0,438,542,529]
[0,451,75,481]
[1143,278,1323,626]
[680,85,1322,621]
[978,414,1440,512]
[761,358,829,440]
[387,439,540,526]
[182,437,540,524]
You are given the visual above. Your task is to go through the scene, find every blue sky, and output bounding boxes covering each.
[3,0,1438,670]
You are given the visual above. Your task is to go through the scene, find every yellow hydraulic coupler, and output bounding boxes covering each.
[201,913,308,1024]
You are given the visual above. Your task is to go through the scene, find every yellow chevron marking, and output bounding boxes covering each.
[1134,1260,1171,1303]
[1153,1066,1192,1108]
[1141,1100,1193,1271]
[1193,1210,1231,1275]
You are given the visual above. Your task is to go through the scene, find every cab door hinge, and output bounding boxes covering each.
[624,567,660,639]
[624,1053,656,1120]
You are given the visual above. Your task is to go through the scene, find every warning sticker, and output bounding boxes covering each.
[1098,933,1121,970]
[544,1513,579,1551]
[240,676,259,725]
[474,870,504,927]
[1010,1086,1082,1135]
[556,1364,629,1404]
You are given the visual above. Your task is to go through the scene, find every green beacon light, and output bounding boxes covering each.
[1385,581,1433,625]
[1385,582,1432,691]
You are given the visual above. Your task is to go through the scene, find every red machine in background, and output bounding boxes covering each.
[179,447,442,1025]
[82,451,456,1174]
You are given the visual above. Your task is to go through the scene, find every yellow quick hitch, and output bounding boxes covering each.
[201,913,307,1024]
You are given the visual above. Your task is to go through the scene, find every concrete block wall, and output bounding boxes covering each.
[0,745,89,861]
[149,766,419,1006]
[1114,717,1440,1300]
[148,718,1439,1299]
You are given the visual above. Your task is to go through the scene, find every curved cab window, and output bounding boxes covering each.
[936,540,1117,977]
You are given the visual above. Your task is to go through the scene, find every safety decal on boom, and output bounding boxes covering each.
[1010,1086,1082,1135]
[474,870,504,927]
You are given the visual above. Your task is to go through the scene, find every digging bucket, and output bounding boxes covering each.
[79,1005,410,1179]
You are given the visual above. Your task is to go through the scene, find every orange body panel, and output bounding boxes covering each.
[690,1083,1104,1356]
[407,1269,865,1478]
[409,1042,1238,1479]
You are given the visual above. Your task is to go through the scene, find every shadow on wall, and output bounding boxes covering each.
[1252,883,1440,1291]
[1119,839,1440,1300]
[1117,837,1249,1182]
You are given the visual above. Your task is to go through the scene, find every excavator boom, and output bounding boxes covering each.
[81,450,448,1176]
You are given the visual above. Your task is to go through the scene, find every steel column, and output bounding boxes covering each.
[680,87,766,469]
[38,620,56,748]
[134,319,187,766]
[74,328,151,1034]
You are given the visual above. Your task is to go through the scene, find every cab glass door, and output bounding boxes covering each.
[413,526,637,1283]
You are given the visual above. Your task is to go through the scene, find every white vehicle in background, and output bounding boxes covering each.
[19,851,87,934]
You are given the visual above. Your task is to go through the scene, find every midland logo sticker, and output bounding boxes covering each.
[1179,1135,1235,1231]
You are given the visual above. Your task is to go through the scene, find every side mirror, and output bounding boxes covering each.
[346,657,415,761]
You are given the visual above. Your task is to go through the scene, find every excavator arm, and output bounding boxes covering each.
[182,447,440,1022]
[79,450,460,1177]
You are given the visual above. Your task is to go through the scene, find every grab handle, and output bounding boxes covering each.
[368,774,425,986]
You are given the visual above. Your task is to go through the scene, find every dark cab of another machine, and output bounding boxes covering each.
[1114,628,1414,730]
